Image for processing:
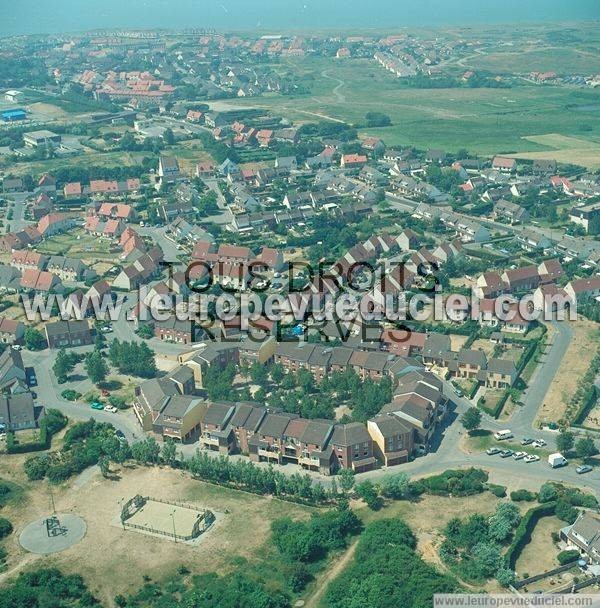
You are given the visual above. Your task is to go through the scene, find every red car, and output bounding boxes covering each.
[101,389,110,397]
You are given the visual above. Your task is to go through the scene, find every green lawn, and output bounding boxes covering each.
[214,56,600,156]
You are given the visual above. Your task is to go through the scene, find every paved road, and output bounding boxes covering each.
[20,297,598,494]
[512,321,573,433]
[23,346,141,443]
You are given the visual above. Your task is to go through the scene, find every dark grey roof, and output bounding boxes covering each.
[457,349,487,368]
[44,319,90,337]
[369,413,413,438]
[229,402,266,431]
[331,422,371,447]
[487,358,516,376]
[0,392,35,428]
[299,420,334,446]
[159,396,205,421]
[423,333,451,357]
[258,412,297,439]
[203,402,235,427]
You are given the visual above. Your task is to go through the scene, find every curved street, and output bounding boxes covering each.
[22,316,599,495]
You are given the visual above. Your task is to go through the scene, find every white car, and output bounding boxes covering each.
[104,405,118,414]
[524,454,540,463]
[532,439,547,448]
[513,451,527,460]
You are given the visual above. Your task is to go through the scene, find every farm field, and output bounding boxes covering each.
[212,56,600,156]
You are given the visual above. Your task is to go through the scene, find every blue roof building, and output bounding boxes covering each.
[2,109,27,122]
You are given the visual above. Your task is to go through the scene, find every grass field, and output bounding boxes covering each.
[507,133,600,170]
[515,515,563,577]
[212,56,600,156]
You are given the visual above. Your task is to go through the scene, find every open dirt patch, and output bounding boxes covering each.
[537,319,599,425]
[0,464,315,605]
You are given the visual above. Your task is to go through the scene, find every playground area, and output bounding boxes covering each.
[19,513,87,555]
[120,495,214,543]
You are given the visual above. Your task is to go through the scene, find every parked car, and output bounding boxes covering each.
[454,387,464,398]
[499,450,514,458]
[576,465,593,475]
[104,405,117,414]
[524,454,540,463]
[521,438,533,445]
[101,389,110,397]
[533,439,547,448]
[486,447,501,456]
[494,429,513,441]
[29,376,37,386]
[11,344,22,351]
[90,402,104,411]
[513,451,527,460]
[115,430,126,440]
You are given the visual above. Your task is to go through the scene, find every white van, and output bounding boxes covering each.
[494,429,514,441]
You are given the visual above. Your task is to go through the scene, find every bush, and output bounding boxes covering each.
[61,389,81,401]
[417,468,488,497]
[538,483,559,503]
[0,517,13,539]
[510,489,537,502]
[557,549,580,565]
[487,484,507,498]
[555,499,579,524]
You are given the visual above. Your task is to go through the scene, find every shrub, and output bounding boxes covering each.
[555,499,579,524]
[419,468,488,497]
[557,549,580,565]
[61,389,81,401]
[538,483,559,503]
[0,517,13,539]
[487,484,507,498]
[510,489,537,502]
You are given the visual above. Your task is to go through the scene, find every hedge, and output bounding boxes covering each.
[505,501,557,569]
[5,410,67,454]
[6,426,50,454]
[558,550,581,566]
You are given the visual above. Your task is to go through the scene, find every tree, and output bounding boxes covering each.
[163,127,175,145]
[249,361,268,386]
[496,567,516,588]
[131,437,160,465]
[365,111,391,127]
[0,517,12,539]
[355,480,381,510]
[338,468,355,494]
[161,438,178,466]
[575,436,598,460]
[84,350,108,385]
[379,473,411,500]
[538,483,558,503]
[24,327,46,351]
[52,348,75,383]
[270,362,285,383]
[460,407,482,433]
[98,456,110,478]
[556,430,574,454]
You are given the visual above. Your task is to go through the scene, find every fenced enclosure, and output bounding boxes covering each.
[120,495,215,542]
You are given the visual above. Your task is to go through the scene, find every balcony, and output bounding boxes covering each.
[258,448,281,461]
[299,455,319,467]
[200,435,219,447]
